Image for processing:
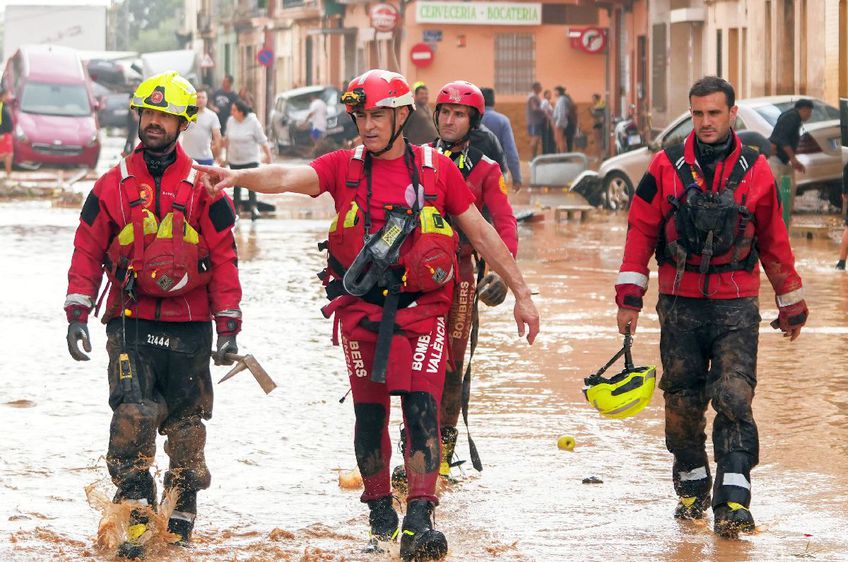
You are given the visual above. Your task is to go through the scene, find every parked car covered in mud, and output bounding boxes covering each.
[575,96,843,210]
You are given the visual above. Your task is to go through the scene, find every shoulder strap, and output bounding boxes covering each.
[119,156,146,271]
[725,145,759,192]
[345,145,366,188]
[663,143,697,189]
[418,144,438,202]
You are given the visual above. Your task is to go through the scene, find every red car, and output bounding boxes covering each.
[2,44,100,169]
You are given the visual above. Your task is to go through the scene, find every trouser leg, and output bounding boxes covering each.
[440,257,475,428]
[708,298,760,508]
[105,324,168,506]
[344,335,392,502]
[657,296,712,500]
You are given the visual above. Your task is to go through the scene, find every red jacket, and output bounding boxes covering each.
[435,145,518,258]
[65,145,242,332]
[616,131,803,307]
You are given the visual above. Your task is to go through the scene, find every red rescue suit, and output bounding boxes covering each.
[66,145,241,329]
[311,143,475,505]
[617,131,803,307]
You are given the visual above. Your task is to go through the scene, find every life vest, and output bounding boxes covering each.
[105,157,212,299]
[318,143,459,384]
[656,143,760,295]
[321,143,458,300]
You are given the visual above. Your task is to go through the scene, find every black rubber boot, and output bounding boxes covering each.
[713,502,755,538]
[117,508,150,559]
[439,426,459,478]
[166,490,197,546]
[836,260,846,270]
[674,494,710,520]
[362,496,399,553]
[400,500,448,561]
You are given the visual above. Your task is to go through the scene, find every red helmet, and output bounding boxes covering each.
[341,69,414,114]
[435,81,485,116]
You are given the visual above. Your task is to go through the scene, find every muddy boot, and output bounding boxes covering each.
[117,508,151,559]
[713,502,755,538]
[363,496,399,553]
[392,465,409,495]
[836,260,846,270]
[400,500,448,561]
[392,426,409,494]
[674,494,710,520]
[439,426,459,478]
[166,490,197,546]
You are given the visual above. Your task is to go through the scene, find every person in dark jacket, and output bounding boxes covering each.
[768,98,813,217]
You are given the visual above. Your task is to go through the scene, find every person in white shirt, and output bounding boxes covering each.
[223,98,272,220]
[180,89,222,165]
[304,92,328,143]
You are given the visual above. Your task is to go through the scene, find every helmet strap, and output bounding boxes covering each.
[370,107,411,157]
[433,105,478,151]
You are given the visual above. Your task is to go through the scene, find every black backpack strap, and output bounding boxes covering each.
[724,145,759,191]
[663,143,697,190]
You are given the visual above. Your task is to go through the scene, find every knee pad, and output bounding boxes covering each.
[354,403,387,477]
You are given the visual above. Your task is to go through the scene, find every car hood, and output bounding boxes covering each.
[17,112,97,143]
[599,146,653,176]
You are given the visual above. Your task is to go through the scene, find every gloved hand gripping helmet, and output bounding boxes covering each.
[583,329,656,419]
[130,71,198,122]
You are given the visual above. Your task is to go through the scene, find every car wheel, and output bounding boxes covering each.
[602,171,634,211]
[824,180,843,210]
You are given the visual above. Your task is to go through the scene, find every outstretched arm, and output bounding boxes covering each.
[193,163,321,197]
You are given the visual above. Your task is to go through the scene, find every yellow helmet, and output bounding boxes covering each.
[130,71,198,122]
[583,331,656,419]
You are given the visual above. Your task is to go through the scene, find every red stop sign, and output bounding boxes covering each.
[410,42,434,68]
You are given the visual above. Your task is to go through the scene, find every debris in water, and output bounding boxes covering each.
[269,527,295,541]
[582,476,603,484]
[557,435,576,451]
[338,466,363,490]
[3,399,37,408]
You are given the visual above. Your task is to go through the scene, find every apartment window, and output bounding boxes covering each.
[494,33,535,95]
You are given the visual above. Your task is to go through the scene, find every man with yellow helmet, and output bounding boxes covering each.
[64,72,242,558]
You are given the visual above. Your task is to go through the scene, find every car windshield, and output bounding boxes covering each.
[21,82,91,117]
[287,89,337,112]
[754,100,839,126]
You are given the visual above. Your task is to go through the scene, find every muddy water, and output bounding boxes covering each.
[2,188,847,561]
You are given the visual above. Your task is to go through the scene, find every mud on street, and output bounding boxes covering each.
[2,136,848,561]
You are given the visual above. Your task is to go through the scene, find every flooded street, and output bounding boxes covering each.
[2,143,848,561]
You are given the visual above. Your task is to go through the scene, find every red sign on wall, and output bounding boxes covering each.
[569,27,607,54]
[409,42,434,68]
[370,3,400,33]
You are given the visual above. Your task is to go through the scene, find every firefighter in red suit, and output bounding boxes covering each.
[194,69,540,562]
[615,76,807,538]
[429,81,518,479]
[64,72,241,558]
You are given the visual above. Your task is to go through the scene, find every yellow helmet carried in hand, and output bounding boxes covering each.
[583,329,656,419]
[130,71,198,122]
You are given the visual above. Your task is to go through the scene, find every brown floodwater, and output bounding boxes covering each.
[2,184,847,561]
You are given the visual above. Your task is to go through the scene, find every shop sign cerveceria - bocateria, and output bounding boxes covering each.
[415,1,542,26]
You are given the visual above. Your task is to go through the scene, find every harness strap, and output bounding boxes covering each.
[345,144,366,188]
[460,256,486,472]
[119,157,146,280]
[169,167,198,264]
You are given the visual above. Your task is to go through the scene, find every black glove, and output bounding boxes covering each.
[213,335,238,366]
[67,322,91,361]
[477,272,508,307]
